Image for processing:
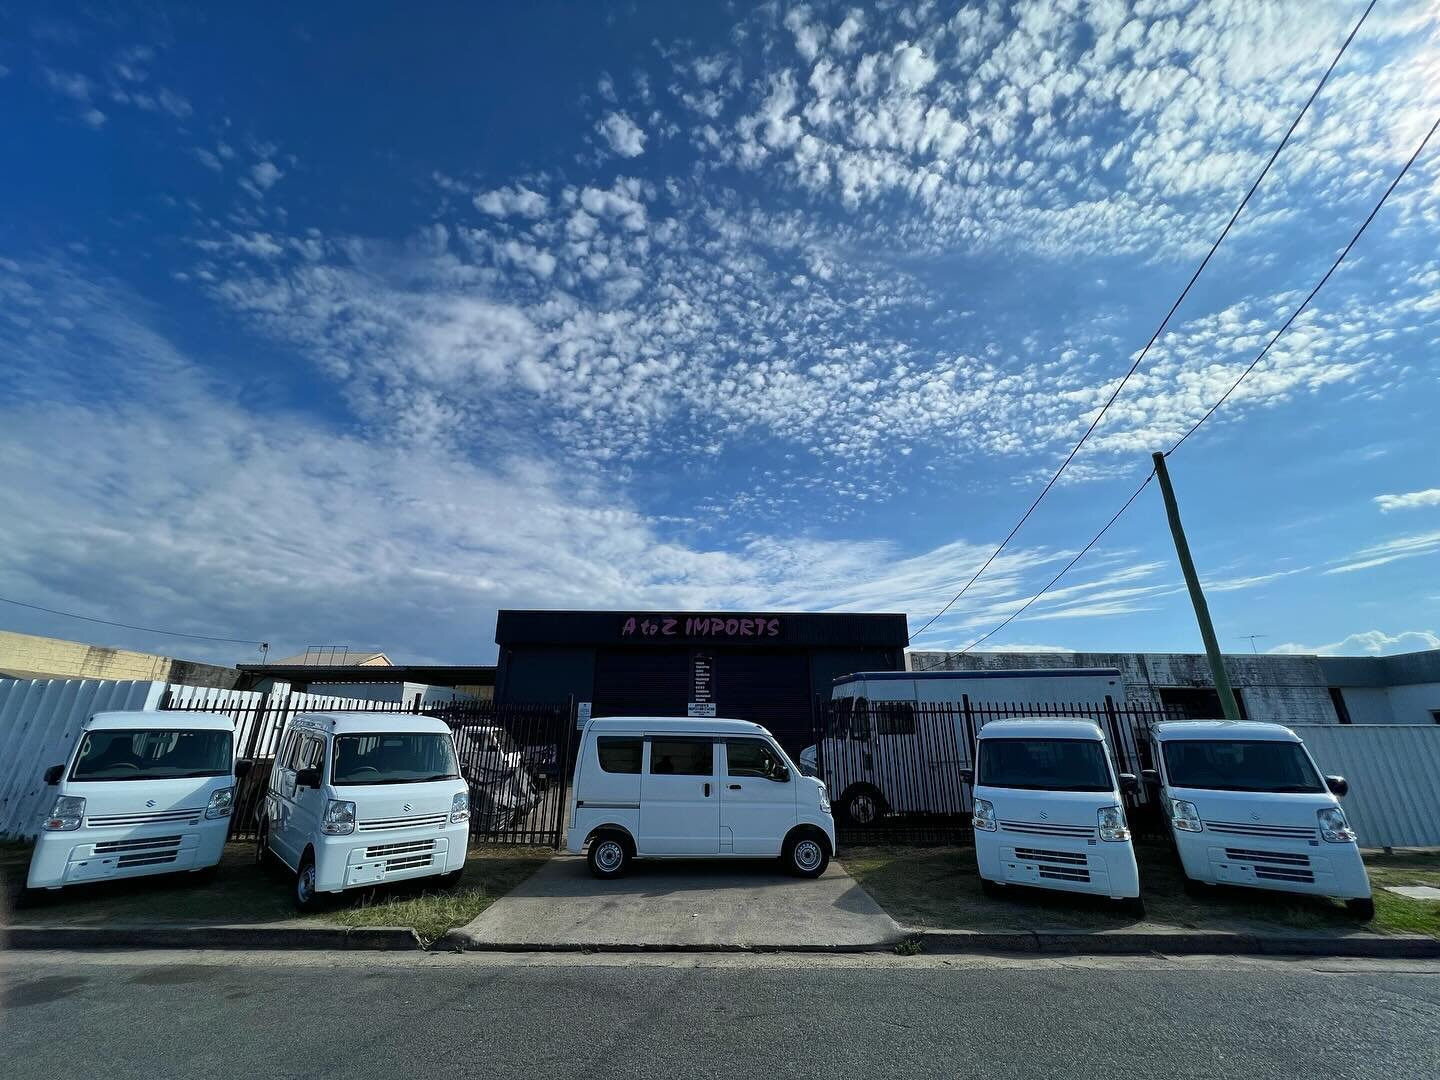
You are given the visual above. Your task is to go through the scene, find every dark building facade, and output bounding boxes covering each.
[494,610,909,751]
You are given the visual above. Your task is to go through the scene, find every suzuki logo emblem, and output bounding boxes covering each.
[1039,811,1048,819]
[1251,812,1261,821]
[403,803,413,813]
[145,800,156,808]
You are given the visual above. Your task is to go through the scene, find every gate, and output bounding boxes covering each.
[812,698,1168,845]
[160,690,575,848]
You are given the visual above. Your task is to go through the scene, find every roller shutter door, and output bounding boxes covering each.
[592,649,689,718]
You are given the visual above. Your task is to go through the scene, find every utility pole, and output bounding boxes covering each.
[1152,451,1242,722]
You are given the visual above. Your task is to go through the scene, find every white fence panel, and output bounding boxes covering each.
[1293,724,1440,848]
[0,678,167,839]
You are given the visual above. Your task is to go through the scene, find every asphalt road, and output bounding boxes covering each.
[3,951,1439,1079]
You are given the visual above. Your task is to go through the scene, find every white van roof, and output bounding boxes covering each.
[1153,720,1301,743]
[977,718,1106,741]
[87,710,235,732]
[586,716,774,738]
[286,711,454,736]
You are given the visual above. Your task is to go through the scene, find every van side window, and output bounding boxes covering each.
[850,699,870,739]
[597,737,642,774]
[876,703,915,736]
[278,732,300,771]
[648,739,713,776]
[298,736,325,772]
[726,739,787,780]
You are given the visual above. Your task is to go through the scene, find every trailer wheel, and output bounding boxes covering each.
[840,786,886,827]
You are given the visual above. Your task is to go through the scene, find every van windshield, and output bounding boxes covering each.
[978,738,1113,792]
[70,729,232,782]
[331,733,460,785]
[1162,740,1324,793]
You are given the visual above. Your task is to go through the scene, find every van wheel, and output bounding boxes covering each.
[294,852,324,912]
[1346,897,1375,921]
[841,787,885,827]
[255,822,276,874]
[1182,873,1209,899]
[784,831,830,878]
[980,877,1004,898]
[438,869,464,889]
[588,832,630,879]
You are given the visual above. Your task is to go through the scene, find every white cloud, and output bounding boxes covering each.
[1323,530,1440,575]
[194,148,223,171]
[473,184,549,218]
[597,111,647,157]
[1375,488,1440,512]
[1271,629,1440,657]
[250,160,283,190]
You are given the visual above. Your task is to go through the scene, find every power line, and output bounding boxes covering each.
[951,108,1440,653]
[911,0,1376,641]
[0,595,267,647]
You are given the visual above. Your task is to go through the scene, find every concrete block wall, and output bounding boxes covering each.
[0,630,244,690]
[908,650,1340,723]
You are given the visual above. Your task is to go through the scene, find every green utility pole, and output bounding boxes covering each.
[1151,451,1242,722]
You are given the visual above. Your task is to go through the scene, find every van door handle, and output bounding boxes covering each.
[728,784,742,790]
[704,783,711,797]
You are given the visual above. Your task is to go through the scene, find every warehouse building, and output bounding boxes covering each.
[493,609,909,751]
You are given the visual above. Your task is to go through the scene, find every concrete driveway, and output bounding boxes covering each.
[448,856,904,950]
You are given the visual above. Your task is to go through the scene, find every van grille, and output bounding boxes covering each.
[384,854,434,872]
[116,851,180,869]
[365,840,436,859]
[1001,819,1096,840]
[1014,846,1091,883]
[357,813,447,832]
[87,808,203,828]
[1208,820,1317,840]
[1225,848,1315,884]
[94,835,182,854]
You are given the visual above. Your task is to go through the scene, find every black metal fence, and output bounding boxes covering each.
[159,690,575,848]
[811,697,1169,845]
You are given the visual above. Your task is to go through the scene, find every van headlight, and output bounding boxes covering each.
[450,792,470,824]
[1318,806,1356,843]
[204,786,235,819]
[44,795,85,831]
[972,797,997,832]
[322,799,356,835]
[818,788,831,814]
[1098,805,1131,842]
[1169,798,1203,832]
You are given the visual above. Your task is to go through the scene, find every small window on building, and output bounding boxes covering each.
[1158,687,1249,722]
[597,736,642,774]
[1330,688,1354,725]
[649,738,713,776]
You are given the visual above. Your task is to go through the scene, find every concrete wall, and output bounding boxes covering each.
[0,630,244,689]
[1339,683,1440,725]
[908,650,1339,723]
[1321,651,1440,724]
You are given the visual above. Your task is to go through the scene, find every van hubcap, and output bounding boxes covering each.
[795,840,823,871]
[849,794,878,824]
[298,865,315,902]
[595,840,624,872]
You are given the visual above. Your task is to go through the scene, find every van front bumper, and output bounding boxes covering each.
[976,831,1140,899]
[314,821,470,893]
[26,818,229,890]
[1174,830,1371,900]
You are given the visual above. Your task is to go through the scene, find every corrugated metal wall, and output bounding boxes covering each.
[1294,724,1440,848]
[0,678,377,840]
[0,678,167,840]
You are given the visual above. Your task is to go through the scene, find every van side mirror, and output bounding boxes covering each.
[1118,773,1139,793]
[1141,769,1161,787]
[959,767,975,785]
[43,764,63,786]
[1325,775,1349,798]
[295,767,321,789]
[774,764,790,783]
[234,759,253,779]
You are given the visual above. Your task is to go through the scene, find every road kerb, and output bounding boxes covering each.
[3,924,422,951]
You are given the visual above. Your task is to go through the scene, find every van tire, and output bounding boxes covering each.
[255,822,277,874]
[1181,874,1209,899]
[587,831,631,879]
[1346,897,1375,921]
[979,877,1004,898]
[294,851,324,912]
[783,830,830,878]
[840,786,886,827]
[439,869,464,889]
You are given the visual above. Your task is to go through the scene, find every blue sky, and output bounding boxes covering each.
[2,1,1438,668]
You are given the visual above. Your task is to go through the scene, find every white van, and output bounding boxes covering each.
[1147,721,1374,919]
[27,710,245,891]
[801,668,1124,825]
[255,711,471,910]
[963,719,1143,915]
[567,717,836,879]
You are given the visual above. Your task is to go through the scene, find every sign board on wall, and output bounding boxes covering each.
[619,615,782,641]
[576,701,592,729]
[687,702,717,717]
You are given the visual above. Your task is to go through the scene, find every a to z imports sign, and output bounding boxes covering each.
[619,615,782,640]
